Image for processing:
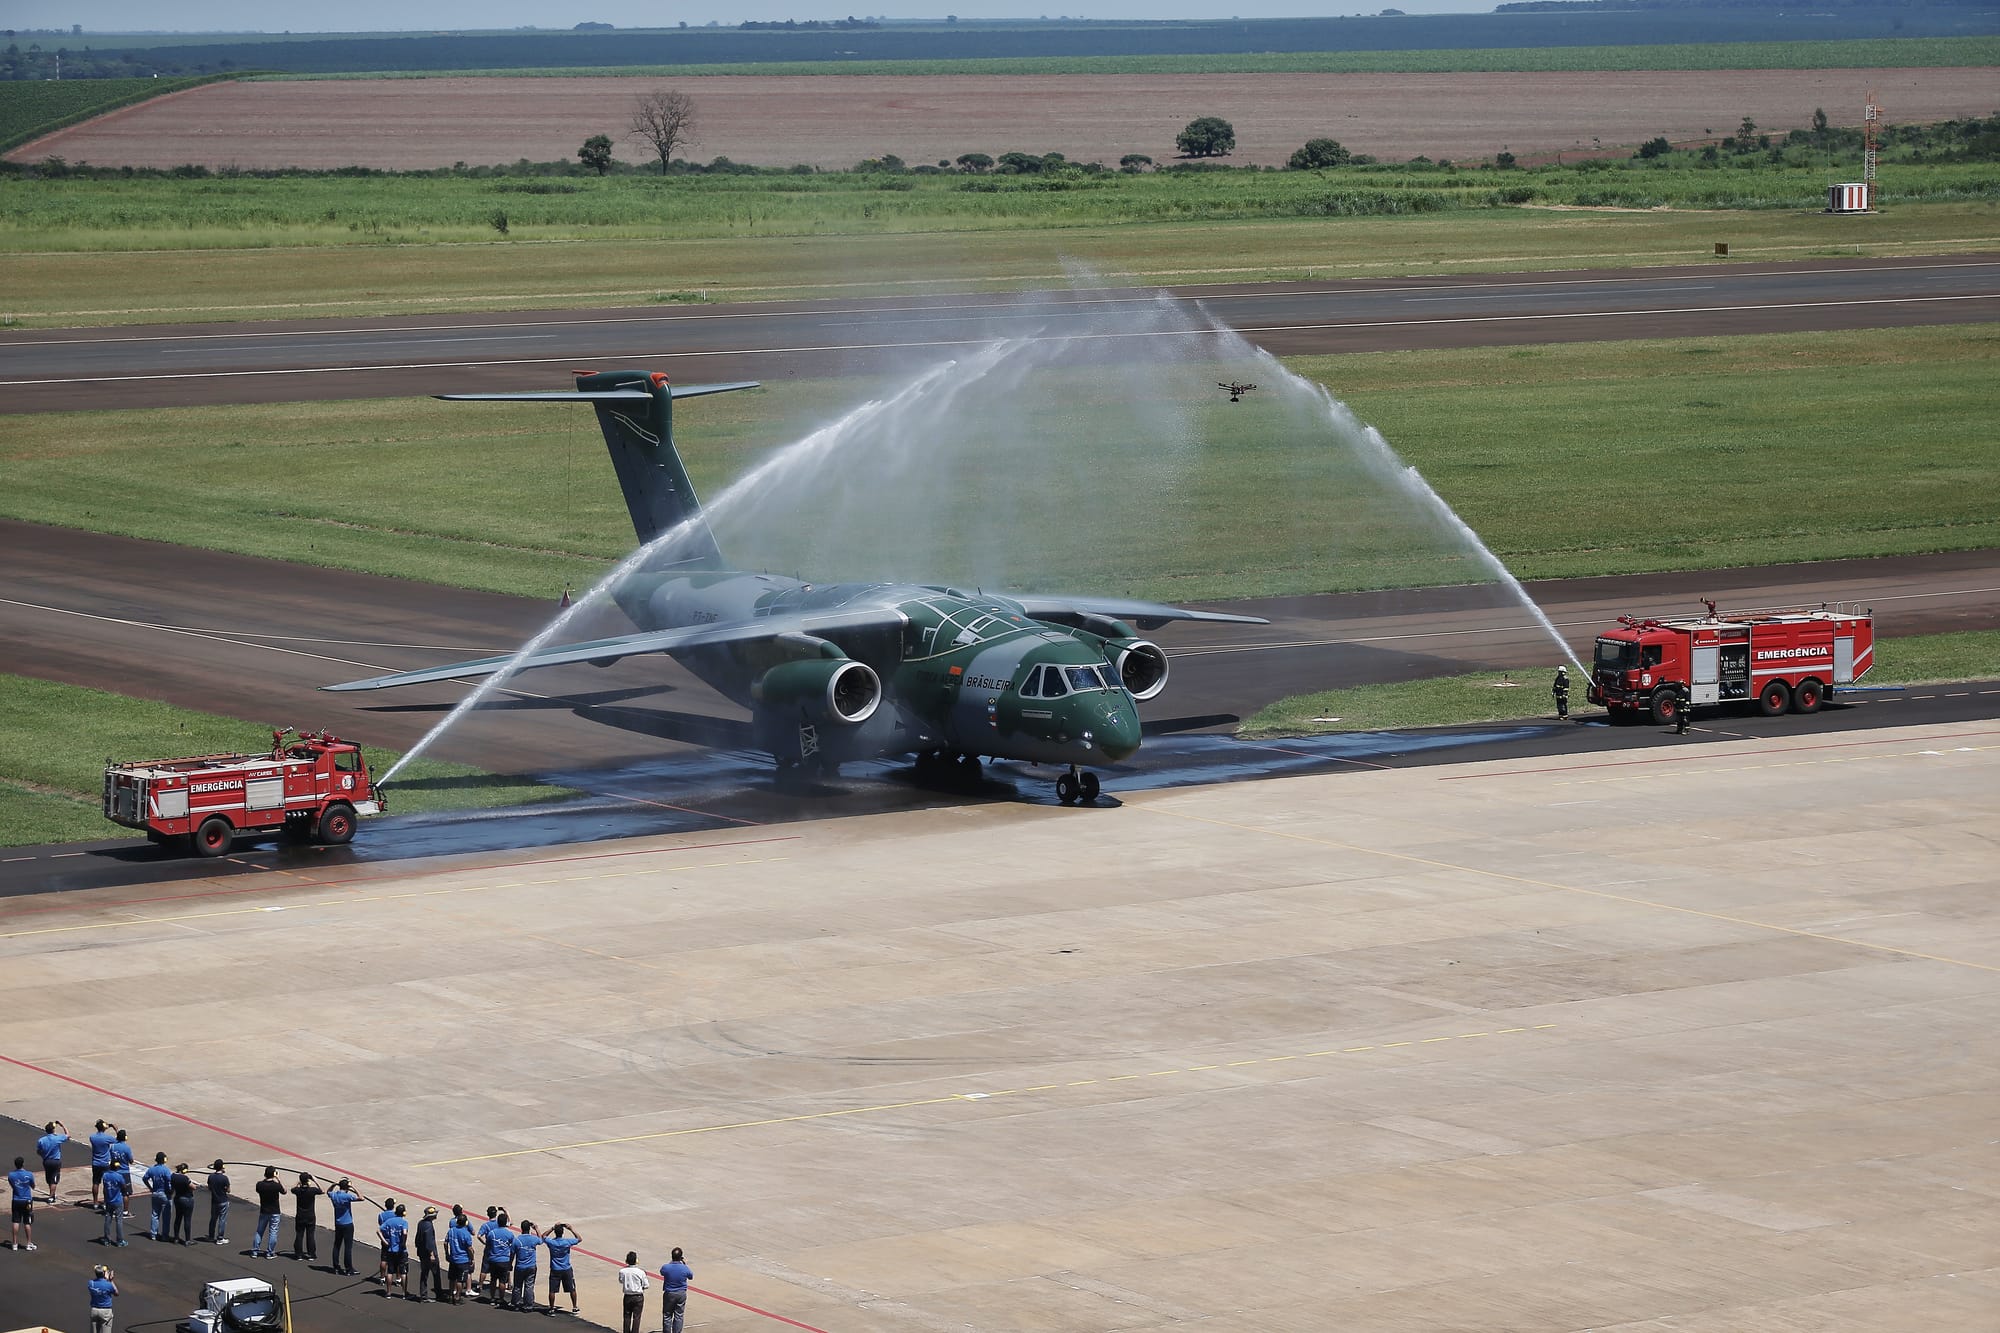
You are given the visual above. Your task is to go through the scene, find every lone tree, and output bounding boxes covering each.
[629,89,697,174]
[1176,116,1235,158]
[955,151,993,172]
[578,133,614,175]
[1287,137,1350,170]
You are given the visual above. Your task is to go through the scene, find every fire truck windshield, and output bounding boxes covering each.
[1594,639,1639,672]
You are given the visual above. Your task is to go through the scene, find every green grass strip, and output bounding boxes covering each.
[2,324,1991,602]
[0,674,577,847]
[1239,629,2000,737]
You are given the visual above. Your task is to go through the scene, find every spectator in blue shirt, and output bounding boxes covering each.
[511,1221,544,1312]
[379,1203,411,1300]
[86,1121,117,1211]
[8,1155,37,1251]
[327,1178,361,1275]
[445,1207,476,1304]
[659,1247,694,1333]
[544,1222,582,1314]
[142,1152,173,1241]
[34,1120,69,1204]
[374,1197,399,1286]
[109,1130,135,1179]
[87,1263,118,1333]
[99,1163,129,1246]
[486,1215,518,1309]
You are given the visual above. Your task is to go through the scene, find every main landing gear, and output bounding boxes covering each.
[1055,766,1100,806]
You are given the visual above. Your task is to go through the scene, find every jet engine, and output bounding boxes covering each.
[1103,637,1168,701]
[751,657,882,725]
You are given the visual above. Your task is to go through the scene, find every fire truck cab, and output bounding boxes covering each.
[103,727,383,857]
[1587,602,1874,725]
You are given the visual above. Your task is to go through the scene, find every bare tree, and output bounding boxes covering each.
[629,89,697,175]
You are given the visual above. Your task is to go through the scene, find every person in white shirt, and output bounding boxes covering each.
[617,1251,649,1333]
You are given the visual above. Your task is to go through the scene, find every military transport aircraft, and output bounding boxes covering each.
[326,370,1266,804]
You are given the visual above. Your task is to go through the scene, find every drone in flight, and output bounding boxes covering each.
[1218,381,1258,403]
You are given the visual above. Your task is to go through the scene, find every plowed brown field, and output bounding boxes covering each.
[12,68,1997,170]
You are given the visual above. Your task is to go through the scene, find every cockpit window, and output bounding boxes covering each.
[1039,666,1068,697]
[1066,666,1107,692]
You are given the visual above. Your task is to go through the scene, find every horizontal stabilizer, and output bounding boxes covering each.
[324,607,906,693]
[1015,594,1268,626]
[436,381,759,404]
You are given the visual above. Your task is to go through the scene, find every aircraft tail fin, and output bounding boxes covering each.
[438,371,758,569]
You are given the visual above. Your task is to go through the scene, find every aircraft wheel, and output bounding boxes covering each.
[958,753,981,773]
[1079,772,1101,803]
[316,803,357,846]
[192,817,234,858]
[1055,773,1079,805]
[1756,680,1791,717]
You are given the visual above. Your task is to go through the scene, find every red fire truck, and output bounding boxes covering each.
[103,727,384,857]
[1587,602,1874,725]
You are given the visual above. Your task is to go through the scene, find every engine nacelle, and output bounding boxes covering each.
[1104,637,1168,701]
[751,657,882,725]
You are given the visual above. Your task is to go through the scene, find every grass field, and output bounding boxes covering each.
[6,202,1997,327]
[1239,628,2000,737]
[1,324,1992,602]
[258,36,2000,80]
[8,160,1998,258]
[0,674,576,847]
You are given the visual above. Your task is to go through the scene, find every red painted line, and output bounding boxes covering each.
[0,834,802,919]
[1439,726,2000,781]
[0,1051,832,1332]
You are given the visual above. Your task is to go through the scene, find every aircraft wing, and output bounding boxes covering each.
[322,607,903,693]
[1013,594,1269,627]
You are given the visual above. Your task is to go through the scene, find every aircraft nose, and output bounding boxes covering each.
[1097,698,1142,762]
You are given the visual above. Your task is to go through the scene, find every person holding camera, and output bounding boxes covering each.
[88,1264,118,1333]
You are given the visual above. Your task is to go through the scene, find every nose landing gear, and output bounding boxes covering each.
[1055,766,1101,806]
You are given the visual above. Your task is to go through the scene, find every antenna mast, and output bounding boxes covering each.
[1862,90,1883,209]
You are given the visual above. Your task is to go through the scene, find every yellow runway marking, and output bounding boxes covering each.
[415,1024,1553,1166]
[0,856,789,941]
[1145,806,2000,976]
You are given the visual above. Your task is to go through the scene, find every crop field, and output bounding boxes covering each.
[45,13,1997,77]
[0,75,228,153]
[14,66,1998,172]
[268,36,2000,80]
[1,324,1991,603]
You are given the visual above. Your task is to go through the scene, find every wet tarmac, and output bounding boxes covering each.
[6,682,1989,898]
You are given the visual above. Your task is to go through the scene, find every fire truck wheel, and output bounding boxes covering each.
[192,817,234,858]
[1757,680,1792,717]
[1648,689,1680,726]
[1792,679,1824,714]
[316,803,357,846]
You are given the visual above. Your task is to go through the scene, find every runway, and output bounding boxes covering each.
[3,254,1996,412]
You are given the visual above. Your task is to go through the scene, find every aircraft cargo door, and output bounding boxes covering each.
[1691,645,1720,705]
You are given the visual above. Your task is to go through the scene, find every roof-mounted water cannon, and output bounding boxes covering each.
[1701,598,1718,619]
